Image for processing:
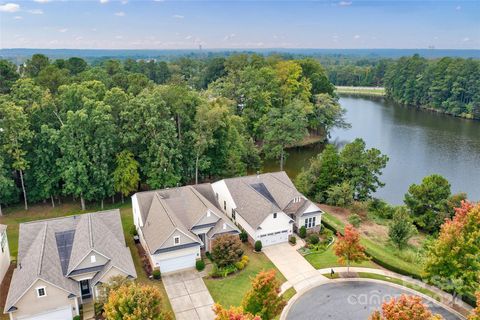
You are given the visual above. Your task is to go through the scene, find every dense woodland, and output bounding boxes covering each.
[0,53,348,212]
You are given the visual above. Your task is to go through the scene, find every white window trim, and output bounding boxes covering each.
[36,286,47,298]
[174,236,180,245]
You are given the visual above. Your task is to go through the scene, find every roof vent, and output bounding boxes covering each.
[223,223,226,230]
[256,171,260,179]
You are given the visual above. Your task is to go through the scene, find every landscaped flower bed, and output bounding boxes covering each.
[210,255,250,278]
[298,226,335,256]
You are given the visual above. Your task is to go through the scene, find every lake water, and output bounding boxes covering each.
[263,96,480,204]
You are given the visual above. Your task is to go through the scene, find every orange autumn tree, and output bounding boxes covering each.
[369,295,443,320]
[242,269,286,320]
[469,292,480,320]
[424,201,480,303]
[333,224,368,273]
[213,304,261,320]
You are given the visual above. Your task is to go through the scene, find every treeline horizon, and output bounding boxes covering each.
[0,53,348,213]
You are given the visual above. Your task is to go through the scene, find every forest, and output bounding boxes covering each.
[0,53,348,212]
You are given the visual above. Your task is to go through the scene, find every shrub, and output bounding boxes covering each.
[234,261,245,270]
[368,198,395,219]
[254,240,262,252]
[205,251,213,261]
[73,316,81,320]
[309,234,320,245]
[326,182,354,207]
[299,226,307,239]
[320,227,334,239]
[129,225,138,236]
[289,236,296,245]
[196,260,205,271]
[239,229,248,243]
[350,202,368,216]
[241,255,249,264]
[152,268,161,280]
[389,207,417,249]
[210,264,238,278]
[348,214,362,227]
[211,234,244,267]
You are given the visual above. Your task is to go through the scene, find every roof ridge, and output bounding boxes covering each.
[88,213,94,248]
[154,192,177,228]
[267,172,298,191]
[244,181,280,210]
[37,223,48,276]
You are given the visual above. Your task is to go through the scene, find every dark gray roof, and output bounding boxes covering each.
[5,210,136,313]
[221,171,306,228]
[134,185,238,254]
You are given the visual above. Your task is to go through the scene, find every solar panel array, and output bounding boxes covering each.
[249,182,279,207]
[55,230,75,275]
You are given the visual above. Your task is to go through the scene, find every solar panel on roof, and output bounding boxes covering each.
[55,230,75,275]
[249,183,279,206]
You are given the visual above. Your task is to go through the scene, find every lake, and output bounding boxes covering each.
[263,96,480,204]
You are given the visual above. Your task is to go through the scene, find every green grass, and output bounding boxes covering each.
[281,287,296,301]
[321,212,423,277]
[357,272,441,302]
[204,245,287,308]
[335,86,386,96]
[322,273,340,279]
[0,201,173,314]
[304,245,376,269]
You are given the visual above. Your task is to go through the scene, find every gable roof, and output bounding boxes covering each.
[5,209,136,313]
[134,185,238,254]
[220,171,311,229]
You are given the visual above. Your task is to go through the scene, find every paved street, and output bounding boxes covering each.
[162,270,215,320]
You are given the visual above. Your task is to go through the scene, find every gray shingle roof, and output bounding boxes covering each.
[134,185,238,254]
[222,171,305,229]
[5,209,136,313]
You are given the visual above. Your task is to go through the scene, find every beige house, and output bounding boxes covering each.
[4,210,136,320]
[0,224,10,286]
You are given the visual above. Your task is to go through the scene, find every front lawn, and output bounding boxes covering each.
[304,244,376,269]
[204,244,286,308]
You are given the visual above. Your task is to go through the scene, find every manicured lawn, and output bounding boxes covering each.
[321,273,340,279]
[357,272,441,302]
[304,244,376,269]
[0,201,173,315]
[204,244,287,308]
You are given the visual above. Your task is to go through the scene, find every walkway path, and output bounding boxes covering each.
[262,239,328,293]
[162,269,215,320]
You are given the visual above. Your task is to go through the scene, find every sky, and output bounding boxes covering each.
[0,0,479,50]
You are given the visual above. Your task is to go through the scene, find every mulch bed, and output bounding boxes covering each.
[0,263,15,313]
[135,243,152,276]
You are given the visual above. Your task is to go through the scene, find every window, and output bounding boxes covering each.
[90,255,96,263]
[0,232,5,253]
[304,217,315,228]
[273,213,277,219]
[36,287,46,297]
[304,218,308,228]
[224,201,226,210]
[174,236,180,245]
[231,209,236,220]
[312,216,316,226]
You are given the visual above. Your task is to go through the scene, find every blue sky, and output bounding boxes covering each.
[1,0,479,49]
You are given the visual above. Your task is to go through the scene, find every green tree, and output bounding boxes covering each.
[388,207,417,249]
[211,234,244,268]
[0,101,32,210]
[24,53,49,77]
[0,59,20,94]
[0,154,17,215]
[65,57,87,75]
[36,64,70,94]
[308,93,350,135]
[404,174,452,233]
[263,99,310,170]
[326,182,354,207]
[113,150,140,203]
[298,58,335,96]
[242,270,286,320]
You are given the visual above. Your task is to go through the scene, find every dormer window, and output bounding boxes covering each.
[90,255,96,263]
[174,236,180,245]
[36,287,46,297]
[273,213,277,219]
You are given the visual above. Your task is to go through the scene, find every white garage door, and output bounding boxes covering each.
[20,306,73,320]
[158,253,197,273]
[259,230,289,246]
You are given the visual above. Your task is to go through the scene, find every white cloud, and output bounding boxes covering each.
[339,1,352,7]
[0,3,20,13]
[462,37,470,42]
[114,11,125,16]
[153,0,164,2]
[99,0,108,4]
[224,33,236,41]
[115,35,123,39]
[33,0,51,3]
[185,35,192,40]
[58,28,68,33]
[29,9,44,14]
[354,34,360,39]
[456,5,461,10]
[75,36,83,41]
[172,14,184,19]
[13,15,22,19]
[121,0,128,4]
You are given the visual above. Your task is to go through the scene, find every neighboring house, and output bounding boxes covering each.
[212,171,323,247]
[132,184,239,274]
[0,224,10,285]
[4,209,136,320]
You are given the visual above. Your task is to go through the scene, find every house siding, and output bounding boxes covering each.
[9,279,78,320]
[73,250,109,271]
[0,229,10,285]
[150,245,200,269]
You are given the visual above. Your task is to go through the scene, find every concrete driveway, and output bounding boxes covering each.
[262,242,327,292]
[162,270,215,320]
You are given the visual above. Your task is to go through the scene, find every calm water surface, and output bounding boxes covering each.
[263,96,480,204]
